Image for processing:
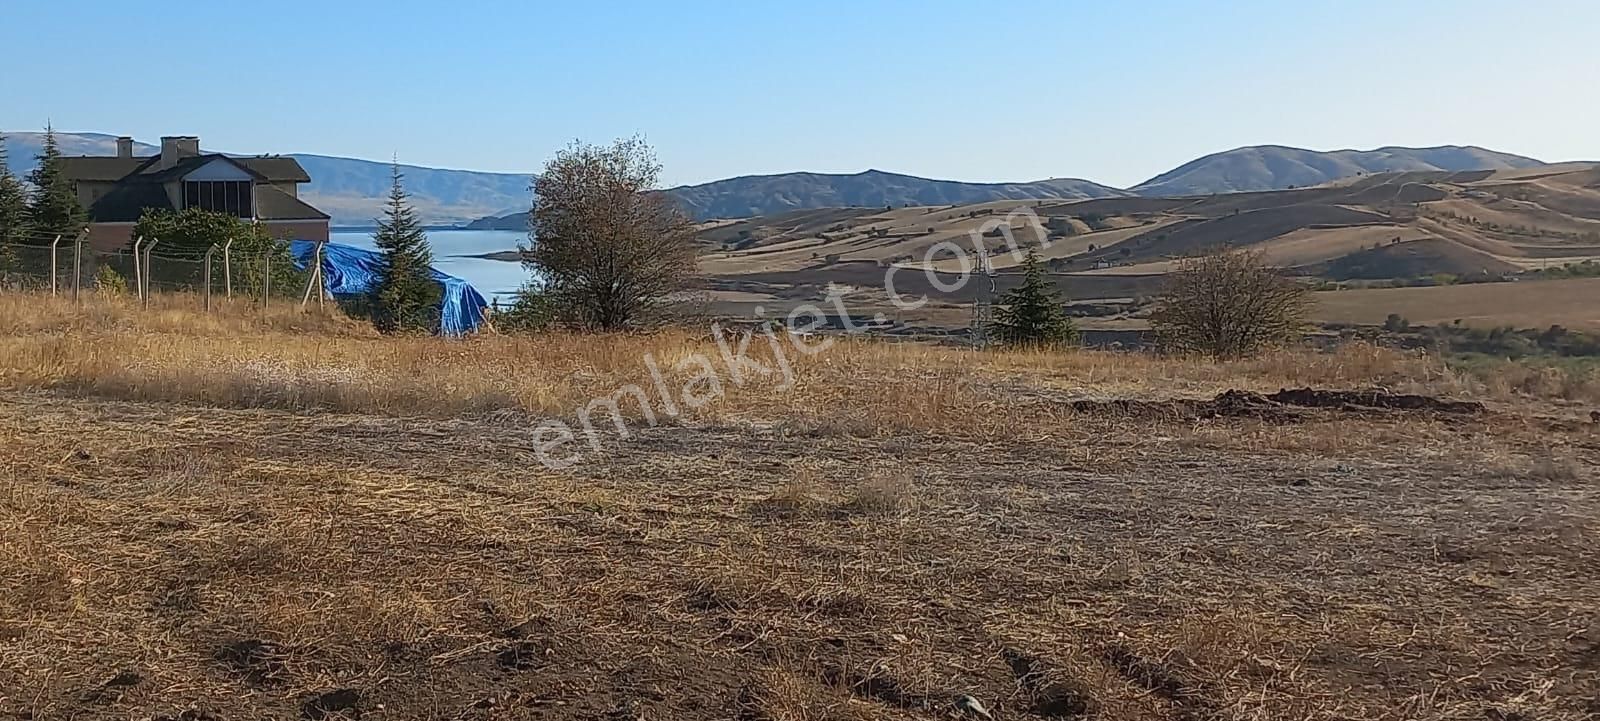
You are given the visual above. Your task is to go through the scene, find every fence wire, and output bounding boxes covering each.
[0,236,317,305]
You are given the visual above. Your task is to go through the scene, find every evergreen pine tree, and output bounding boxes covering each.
[25,124,86,239]
[0,133,29,272]
[370,162,441,334]
[994,249,1078,347]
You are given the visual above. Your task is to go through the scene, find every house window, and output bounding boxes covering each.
[183,181,254,218]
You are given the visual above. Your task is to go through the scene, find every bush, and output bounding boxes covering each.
[1150,249,1310,359]
[94,265,128,295]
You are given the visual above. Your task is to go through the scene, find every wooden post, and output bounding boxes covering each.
[299,250,318,309]
[262,252,270,307]
[48,235,60,295]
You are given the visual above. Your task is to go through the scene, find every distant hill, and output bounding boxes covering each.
[467,170,1127,229]
[666,169,1128,219]
[3,131,531,226]
[4,133,1555,227]
[698,163,1600,284]
[1132,145,1544,197]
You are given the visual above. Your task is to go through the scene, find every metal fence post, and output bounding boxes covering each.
[316,242,325,309]
[71,231,84,302]
[223,238,234,299]
[142,240,160,310]
[262,252,270,307]
[204,244,217,312]
[131,236,144,301]
[49,235,61,295]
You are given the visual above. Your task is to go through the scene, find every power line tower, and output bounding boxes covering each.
[970,252,997,349]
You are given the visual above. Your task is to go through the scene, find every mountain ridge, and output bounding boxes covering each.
[3,132,1552,225]
[1132,144,1543,196]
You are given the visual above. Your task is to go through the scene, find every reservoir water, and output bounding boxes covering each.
[329,229,532,302]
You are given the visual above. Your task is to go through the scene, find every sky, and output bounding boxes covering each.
[2,0,1596,188]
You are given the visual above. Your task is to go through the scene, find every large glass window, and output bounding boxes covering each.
[182,180,253,218]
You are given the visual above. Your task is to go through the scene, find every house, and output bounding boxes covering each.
[59,135,330,251]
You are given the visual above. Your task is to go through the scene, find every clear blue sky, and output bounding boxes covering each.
[3,0,1595,188]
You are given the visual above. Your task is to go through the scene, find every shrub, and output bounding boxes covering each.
[1150,249,1311,359]
[94,264,128,295]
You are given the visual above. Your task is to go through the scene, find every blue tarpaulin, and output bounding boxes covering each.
[290,241,489,336]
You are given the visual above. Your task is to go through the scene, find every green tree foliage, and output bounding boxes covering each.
[25,124,86,239]
[131,208,301,294]
[994,250,1078,347]
[526,136,697,330]
[499,282,559,332]
[369,163,441,334]
[0,133,28,274]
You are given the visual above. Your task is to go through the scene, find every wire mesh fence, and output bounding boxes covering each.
[0,233,320,307]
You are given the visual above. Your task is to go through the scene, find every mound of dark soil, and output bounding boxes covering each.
[1266,388,1484,414]
[1070,388,1483,421]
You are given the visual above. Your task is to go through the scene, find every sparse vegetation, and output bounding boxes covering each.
[0,292,1596,720]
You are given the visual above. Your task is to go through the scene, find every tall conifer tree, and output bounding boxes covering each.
[25,124,86,239]
[994,249,1078,347]
[370,162,441,333]
[0,134,29,272]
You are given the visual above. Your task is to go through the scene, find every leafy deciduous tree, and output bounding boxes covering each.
[523,136,697,330]
[1149,248,1311,359]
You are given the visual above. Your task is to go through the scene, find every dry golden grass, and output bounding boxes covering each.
[1313,277,1600,333]
[2,293,1598,720]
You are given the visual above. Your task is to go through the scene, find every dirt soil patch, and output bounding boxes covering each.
[1071,388,1484,421]
[2,392,1596,720]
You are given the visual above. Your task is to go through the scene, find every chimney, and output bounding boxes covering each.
[159,135,200,169]
[116,136,133,159]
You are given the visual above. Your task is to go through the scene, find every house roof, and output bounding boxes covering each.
[256,186,330,221]
[56,157,152,182]
[135,155,267,183]
[59,154,311,184]
[86,182,328,223]
[87,182,175,222]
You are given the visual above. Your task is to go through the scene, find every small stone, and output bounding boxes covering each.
[954,694,994,720]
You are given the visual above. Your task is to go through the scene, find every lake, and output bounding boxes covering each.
[329,229,532,302]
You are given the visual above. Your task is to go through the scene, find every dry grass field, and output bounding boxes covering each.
[2,294,1598,721]
[1313,277,1600,332]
